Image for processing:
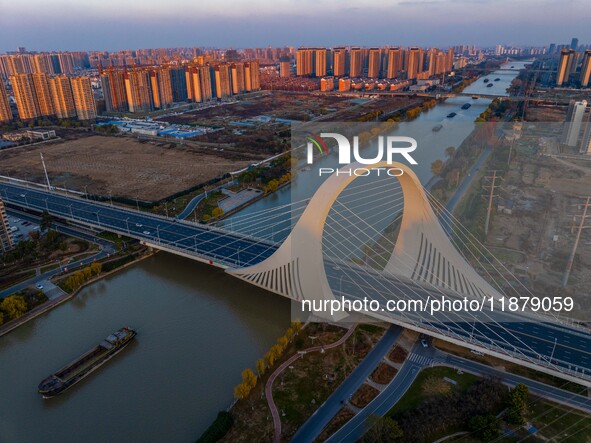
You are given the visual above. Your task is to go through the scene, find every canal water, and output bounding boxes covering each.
[0,61,528,443]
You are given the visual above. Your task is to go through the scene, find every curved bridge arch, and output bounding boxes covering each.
[227,162,501,308]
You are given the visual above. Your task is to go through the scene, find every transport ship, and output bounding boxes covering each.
[38,327,136,398]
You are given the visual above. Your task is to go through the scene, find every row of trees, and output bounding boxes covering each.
[233,321,302,400]
[60,262,102,293]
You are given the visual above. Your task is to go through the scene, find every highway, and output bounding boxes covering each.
[325,264,591,383]
[291,326,402,443]
[325,341,429,443]
[0,181,278,269]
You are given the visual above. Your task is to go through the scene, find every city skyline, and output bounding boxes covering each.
[0,0,589,52]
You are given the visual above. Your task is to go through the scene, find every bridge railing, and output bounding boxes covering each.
[0,177,277,249]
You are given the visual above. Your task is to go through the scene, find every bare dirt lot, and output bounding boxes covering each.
[160,91,356,126]
[0,135,255,201]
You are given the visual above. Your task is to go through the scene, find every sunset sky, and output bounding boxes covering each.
[0,0,589,51]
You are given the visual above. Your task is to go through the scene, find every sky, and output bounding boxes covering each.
[0,0,589,52]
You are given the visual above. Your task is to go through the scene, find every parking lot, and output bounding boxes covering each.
[7,215,40,243]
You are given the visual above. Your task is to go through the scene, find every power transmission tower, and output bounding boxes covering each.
[482,170,503,237]
[561,196,591,288]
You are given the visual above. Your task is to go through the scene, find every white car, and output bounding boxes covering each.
[142,231,151,235]
[136,223,143,227]
[420,339,429,348]
[36,284,44,290]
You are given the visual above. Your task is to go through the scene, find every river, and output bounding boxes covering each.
[0,61,528,443]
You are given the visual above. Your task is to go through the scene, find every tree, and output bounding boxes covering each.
[241,368,257,390]
[256,358,266,377]
[90,262,102,275]
[40,210,53,231]
[233,382,250,400]
[469,415,500,442]
[0,295,28,320]
[445,146,456,158]
[211,207,224,219]
[505,383,529,424]
[431,159,445,176]
[361,415,403,443]
[265,179,279,193]
[277,336,289,351]
[265,350,276,368]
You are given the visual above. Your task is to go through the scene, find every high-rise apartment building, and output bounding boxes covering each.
[58,53,74,74]
[11,74,40,120]
[214,64,232,99]
[245,61,260,91]
[0,81,12,123]
[315,49,327,77]
[0,199,15,253]
[333,48,347,77]
[557,49,575,86]
[405,47,423,80]
[169,66,188,102]
[71,76,96,120]
[32,73,55,117]
[279,56,290,77]
[100,67,128,112]
[563,100,587,146]
[368,48,381,78]
[387,47,403,79]
[124,68,153,112]
[296,48,315,76]
[349,48,362,77]
[580,50,591,88]
[231,63,246,94]
[150,67,173,109]
[49,75,76,119]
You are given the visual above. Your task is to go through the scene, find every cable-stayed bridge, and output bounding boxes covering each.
[1,165,591,387]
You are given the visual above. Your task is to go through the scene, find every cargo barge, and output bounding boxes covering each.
[38,327,136,398]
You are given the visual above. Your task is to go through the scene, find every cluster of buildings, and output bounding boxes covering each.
[99,61,260,113]
[562,100,591,154]
[0,73,96,123]
[293,47,455,80]
[556,49,591,87]
[0,50,89,79]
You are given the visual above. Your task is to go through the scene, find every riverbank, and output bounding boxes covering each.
[0,247,156,337]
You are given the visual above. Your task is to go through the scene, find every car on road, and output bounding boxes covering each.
[20,194,25,197]
[142,231,151,235]
[136,223,143,227]
[420,339,429,348]
[36,284,44,290]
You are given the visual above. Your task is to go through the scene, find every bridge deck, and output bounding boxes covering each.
[0,182,278,269]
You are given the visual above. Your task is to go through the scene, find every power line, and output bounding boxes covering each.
[562,196,591,288]
[481,170,503,236]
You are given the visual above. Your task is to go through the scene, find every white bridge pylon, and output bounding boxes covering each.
[227,161,502,309]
